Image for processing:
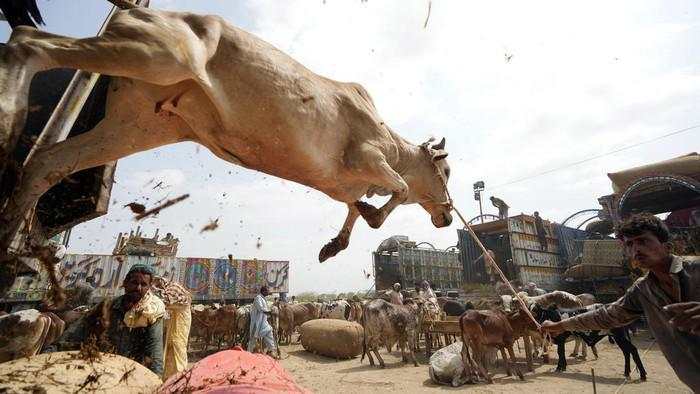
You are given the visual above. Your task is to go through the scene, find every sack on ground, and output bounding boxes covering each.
[299,319,363,359]
[428,341,465,387]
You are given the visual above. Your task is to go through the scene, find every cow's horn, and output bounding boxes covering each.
[432,137,445,150]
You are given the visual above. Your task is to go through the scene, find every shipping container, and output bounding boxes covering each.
[373,236,461,292]
[458,214,588,290]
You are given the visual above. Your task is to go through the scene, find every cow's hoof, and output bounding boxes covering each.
[640,375,647,381]
[319,239,341,263]
[516,371,524,380]
[354,201,384,229]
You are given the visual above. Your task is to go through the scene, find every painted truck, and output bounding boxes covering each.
[0,254,289,304]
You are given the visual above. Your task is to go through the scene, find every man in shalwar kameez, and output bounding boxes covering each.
[248,286,278,357]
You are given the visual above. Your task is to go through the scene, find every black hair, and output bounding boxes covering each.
[260,286,269,294]
[616,213,670,243]
[124,266,154,282]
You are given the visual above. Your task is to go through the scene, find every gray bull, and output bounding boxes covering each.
[0,6,452,261]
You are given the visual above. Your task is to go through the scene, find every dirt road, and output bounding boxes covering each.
[278,331,690,393]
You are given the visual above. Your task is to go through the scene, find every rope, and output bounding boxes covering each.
[427,150,542,331]
[612,339,656,394]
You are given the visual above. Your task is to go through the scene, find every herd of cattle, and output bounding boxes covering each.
[190,289,646,385]
[0,289,646,386]
[189,299,363,351]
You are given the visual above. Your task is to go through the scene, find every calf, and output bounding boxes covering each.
[277,302,319,343]
[459,309,524,383]
[361,299,418,368]
[441,300,473,317]
[210,305,237,349]
[532,305,599,372]
[576,304,647,381]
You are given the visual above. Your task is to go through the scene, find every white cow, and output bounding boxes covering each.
[320,300,352,320]
[0,5,452,262]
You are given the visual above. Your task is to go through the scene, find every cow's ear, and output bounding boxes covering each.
[432,152,448,161]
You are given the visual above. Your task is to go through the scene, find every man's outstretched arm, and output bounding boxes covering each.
[542,286,644,335]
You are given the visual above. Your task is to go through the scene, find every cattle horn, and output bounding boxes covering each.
[431,137,445,150]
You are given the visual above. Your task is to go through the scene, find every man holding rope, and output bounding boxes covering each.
[541,213,700,391]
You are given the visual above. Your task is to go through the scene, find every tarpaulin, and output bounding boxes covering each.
[159,347,310,394]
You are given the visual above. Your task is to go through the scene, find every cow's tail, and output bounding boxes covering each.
[360,308,367,364]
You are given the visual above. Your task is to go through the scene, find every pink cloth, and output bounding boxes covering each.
[159,347,310,394]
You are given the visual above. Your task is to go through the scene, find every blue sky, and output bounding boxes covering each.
[2,0,699,293]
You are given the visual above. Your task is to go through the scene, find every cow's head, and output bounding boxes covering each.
[407,137,452,228]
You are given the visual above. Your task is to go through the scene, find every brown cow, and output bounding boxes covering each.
[459,309,524,383]
[279,302,319,344]
[361,299,418,368]
[210,305,237,349]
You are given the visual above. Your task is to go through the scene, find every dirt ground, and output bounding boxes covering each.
[273,330,690,394]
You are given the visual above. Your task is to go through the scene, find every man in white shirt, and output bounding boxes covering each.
[248,286,277,357]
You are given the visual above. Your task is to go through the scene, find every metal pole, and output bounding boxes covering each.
[478,192,484,223]
[24,0,149,164]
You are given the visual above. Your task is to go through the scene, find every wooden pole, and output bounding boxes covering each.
[591,368,597,394]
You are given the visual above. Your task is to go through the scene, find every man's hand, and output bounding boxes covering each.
[664,302,700,335]
[540,320,565,337]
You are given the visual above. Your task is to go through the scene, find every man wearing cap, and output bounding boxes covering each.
[108,264,165,375]
[57,264,165,375]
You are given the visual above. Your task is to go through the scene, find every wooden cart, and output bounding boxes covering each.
[421,316,462,356]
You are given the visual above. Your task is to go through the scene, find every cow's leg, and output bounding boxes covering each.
[474,344,492,384]
[459,341,474,383]
[318,204,360,262]
[506,344,525,380]
[523,335,534,372]
[352,148,408,229]
[499,346,512,376]
[628,343,647,380]
[622,345,632,378]
[409,338,419,367]
[581,338,588,359]
[555,339,567,372]
[0,80,192,247]
[570,337,580,357]
[373,346,385,368]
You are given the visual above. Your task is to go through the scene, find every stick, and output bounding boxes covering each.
[591,368,597,394]
[423,1,432,29]
[135,194,190,220]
